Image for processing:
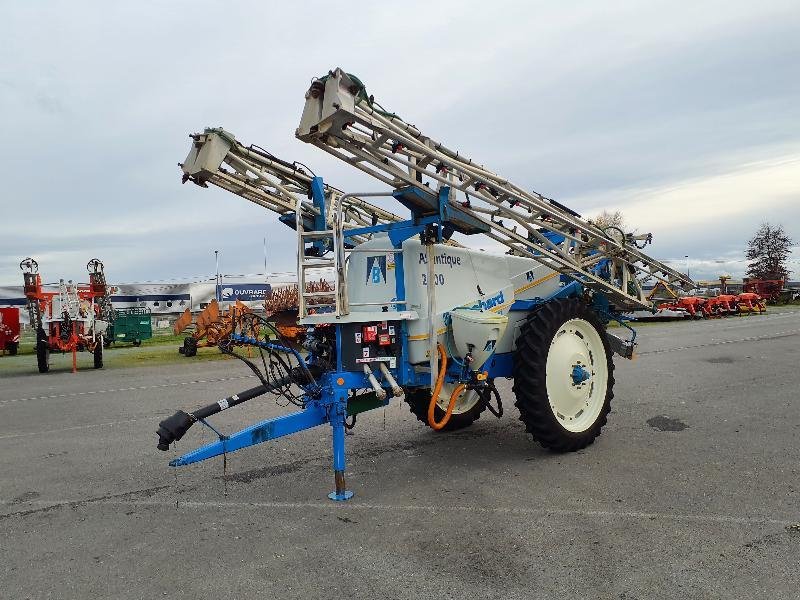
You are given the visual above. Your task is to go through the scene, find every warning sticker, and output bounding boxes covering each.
[356,356,397,368]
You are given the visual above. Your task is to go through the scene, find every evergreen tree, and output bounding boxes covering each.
[745,223,793,280]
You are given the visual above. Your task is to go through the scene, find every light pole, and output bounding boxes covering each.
[215,250,220,301]
[685,255,690,280]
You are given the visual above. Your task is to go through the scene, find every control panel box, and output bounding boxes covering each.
[340,320,401,371]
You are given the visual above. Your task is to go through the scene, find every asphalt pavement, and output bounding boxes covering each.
[1,310,799,599]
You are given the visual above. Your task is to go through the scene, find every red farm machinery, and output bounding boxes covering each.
[743,279,786,304]
[0,307,21,356]
[20,257,114,373]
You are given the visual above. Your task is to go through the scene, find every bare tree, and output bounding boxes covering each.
[745,223,793,280]
[591,210,626,231]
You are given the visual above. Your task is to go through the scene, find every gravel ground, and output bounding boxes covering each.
[1,311,798,599]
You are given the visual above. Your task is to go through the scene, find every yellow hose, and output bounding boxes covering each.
[427,343,466,430]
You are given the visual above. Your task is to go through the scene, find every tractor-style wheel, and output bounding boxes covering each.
[512,298,614,452]
[93,338,104,369]
[7,342,18,356]
[132,339,142,347]
[404,384,487,431]
[36,328,50,373]
[182,337,198,357]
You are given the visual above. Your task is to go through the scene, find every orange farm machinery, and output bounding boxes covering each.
[658,296,708,318]
[659,293,766,319]
[263,280,335,342]
[173,298,253,357]
[20,258,113,373]
[736,292,767,313]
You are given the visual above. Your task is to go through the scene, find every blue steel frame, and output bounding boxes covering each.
[170,180,615,501]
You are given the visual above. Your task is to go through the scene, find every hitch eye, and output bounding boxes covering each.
[156,410,195,451]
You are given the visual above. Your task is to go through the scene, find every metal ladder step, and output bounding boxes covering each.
[296,191,349,320]
[301,259,335,268]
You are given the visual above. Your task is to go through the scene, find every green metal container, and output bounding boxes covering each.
[110,307,153,346]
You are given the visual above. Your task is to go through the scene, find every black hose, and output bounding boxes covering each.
[156,359,321,452]
[156,379,287,451]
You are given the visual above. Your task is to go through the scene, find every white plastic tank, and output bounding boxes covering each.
[449,308,509,370]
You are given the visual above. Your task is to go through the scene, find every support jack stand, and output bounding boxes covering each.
[328,471,354,502]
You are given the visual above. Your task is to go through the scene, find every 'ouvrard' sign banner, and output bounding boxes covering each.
[216,283,273,302]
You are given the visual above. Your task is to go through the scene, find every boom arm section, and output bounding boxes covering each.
[180,128,403,243]
[296,69,694,310]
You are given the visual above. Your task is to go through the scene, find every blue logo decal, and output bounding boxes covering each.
[464,290,506,311]
[366,255,387,285]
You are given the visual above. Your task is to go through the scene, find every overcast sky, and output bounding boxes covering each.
[2,0,798,286]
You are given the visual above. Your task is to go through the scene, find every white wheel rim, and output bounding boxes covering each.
[435,383,480,414]
[545,318,608,433]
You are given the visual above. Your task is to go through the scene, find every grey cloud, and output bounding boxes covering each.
[1,1,798,285]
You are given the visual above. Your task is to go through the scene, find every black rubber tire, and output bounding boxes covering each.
[7,342,18,356]
[132,339,142,347]
[512,297,614,452]
[36,328,50,373]
[93,339,103,369]
[183,337,197,357]
[404,386,487,431]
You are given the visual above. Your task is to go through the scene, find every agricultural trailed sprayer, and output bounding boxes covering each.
[156,69,693,500]
[21,258,112,373]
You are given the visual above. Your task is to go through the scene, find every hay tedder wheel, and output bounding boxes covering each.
[513,298,614,452]
[182,336,198,357]
[404,385,487,431]
[36,328,50,373]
